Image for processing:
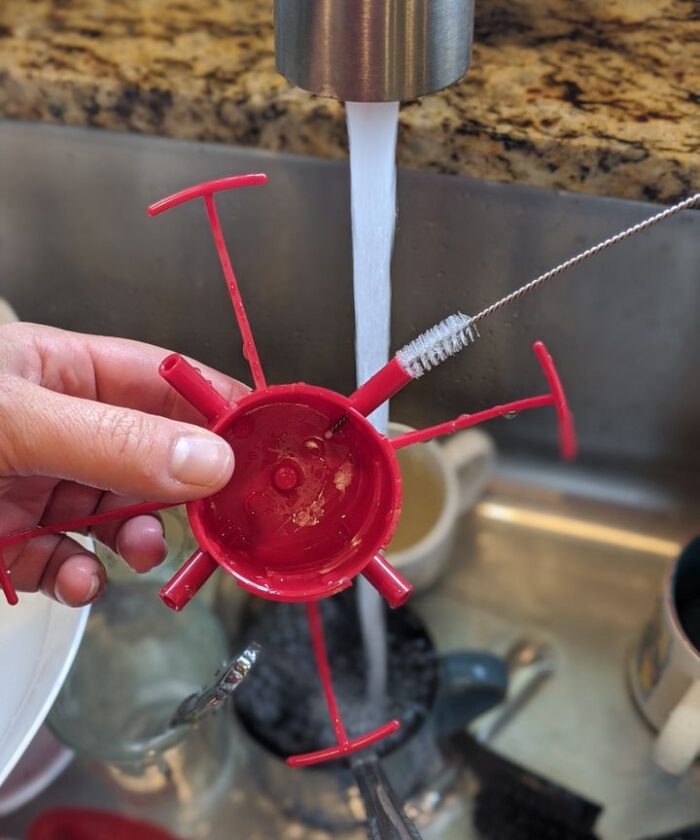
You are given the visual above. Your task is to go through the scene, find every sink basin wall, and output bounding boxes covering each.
[1,122,699,472]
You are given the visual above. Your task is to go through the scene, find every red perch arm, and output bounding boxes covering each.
[345,358,413,419]
[160,549,220,611]
[148,173,268,392]
[0,499,180,606]
[286,601,401,768]
[159,354,230,422]
[362,553,412,608]
[391,341,577,461]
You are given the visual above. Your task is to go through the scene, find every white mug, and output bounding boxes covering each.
[386,422,495,591]
[630,536,700,775]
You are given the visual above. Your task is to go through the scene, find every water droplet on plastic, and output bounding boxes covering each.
[504,411,519,420]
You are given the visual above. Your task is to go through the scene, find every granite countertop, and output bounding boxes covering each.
[0,0,697,202]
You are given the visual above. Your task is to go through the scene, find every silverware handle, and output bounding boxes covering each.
[352,757,423,840]
[476,661,553,744]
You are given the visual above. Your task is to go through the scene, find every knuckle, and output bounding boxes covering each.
[97,407,153,464]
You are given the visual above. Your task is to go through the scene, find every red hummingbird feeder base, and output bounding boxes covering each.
[0,174,577,767]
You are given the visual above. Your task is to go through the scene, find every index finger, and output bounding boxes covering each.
[14,324,250,424]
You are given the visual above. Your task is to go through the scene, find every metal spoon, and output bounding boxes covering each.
[475,638,556,744]
[169,642,260,728]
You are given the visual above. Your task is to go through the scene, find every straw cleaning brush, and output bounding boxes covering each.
[336,191,700,427]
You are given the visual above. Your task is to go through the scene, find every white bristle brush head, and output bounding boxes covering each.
[396,312,478,378]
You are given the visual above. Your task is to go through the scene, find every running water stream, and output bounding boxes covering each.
[346,101,400,705]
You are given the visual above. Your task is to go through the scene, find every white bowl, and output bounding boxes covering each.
[0,726,73,815]
[0,591,89,789]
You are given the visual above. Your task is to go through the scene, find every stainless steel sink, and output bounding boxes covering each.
[0,121,699,838]
[1,120,700,471]
[415,472,699,840]
[2,465,699,838]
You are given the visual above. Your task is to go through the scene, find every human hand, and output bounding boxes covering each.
[0,323,246,606]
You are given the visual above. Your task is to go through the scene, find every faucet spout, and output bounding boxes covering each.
[274,0,474,102]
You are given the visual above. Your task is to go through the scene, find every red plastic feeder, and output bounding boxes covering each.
[0,173,577,768]
[159,373,406,610]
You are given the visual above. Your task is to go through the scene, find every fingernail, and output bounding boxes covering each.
[85,572,101,603]
[56,567,101,606]
[170,434,234,488]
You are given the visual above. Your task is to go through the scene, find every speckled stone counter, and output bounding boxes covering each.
[0,0,697,202]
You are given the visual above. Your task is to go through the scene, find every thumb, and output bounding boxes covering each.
[1,378,234,501]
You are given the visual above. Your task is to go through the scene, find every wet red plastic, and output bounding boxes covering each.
[28,808,177,840]
[286,601,402,767]
[0,551,17,605]
[149,173,268,392]
[362,553,412,608]
[160,548,219,611]
[0,500,178,552]
[147,173,267,216]
[391,341,577,461]
[203,193,267,391]
[345,357,412,419]
[159,354,229,422]
[0,173,578,773]
[532,340,577,460]
[0,499,179,607]
[287,720,402,768]
[181,381,403,603]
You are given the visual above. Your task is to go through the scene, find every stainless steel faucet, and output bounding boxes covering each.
[274,0,475,102]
